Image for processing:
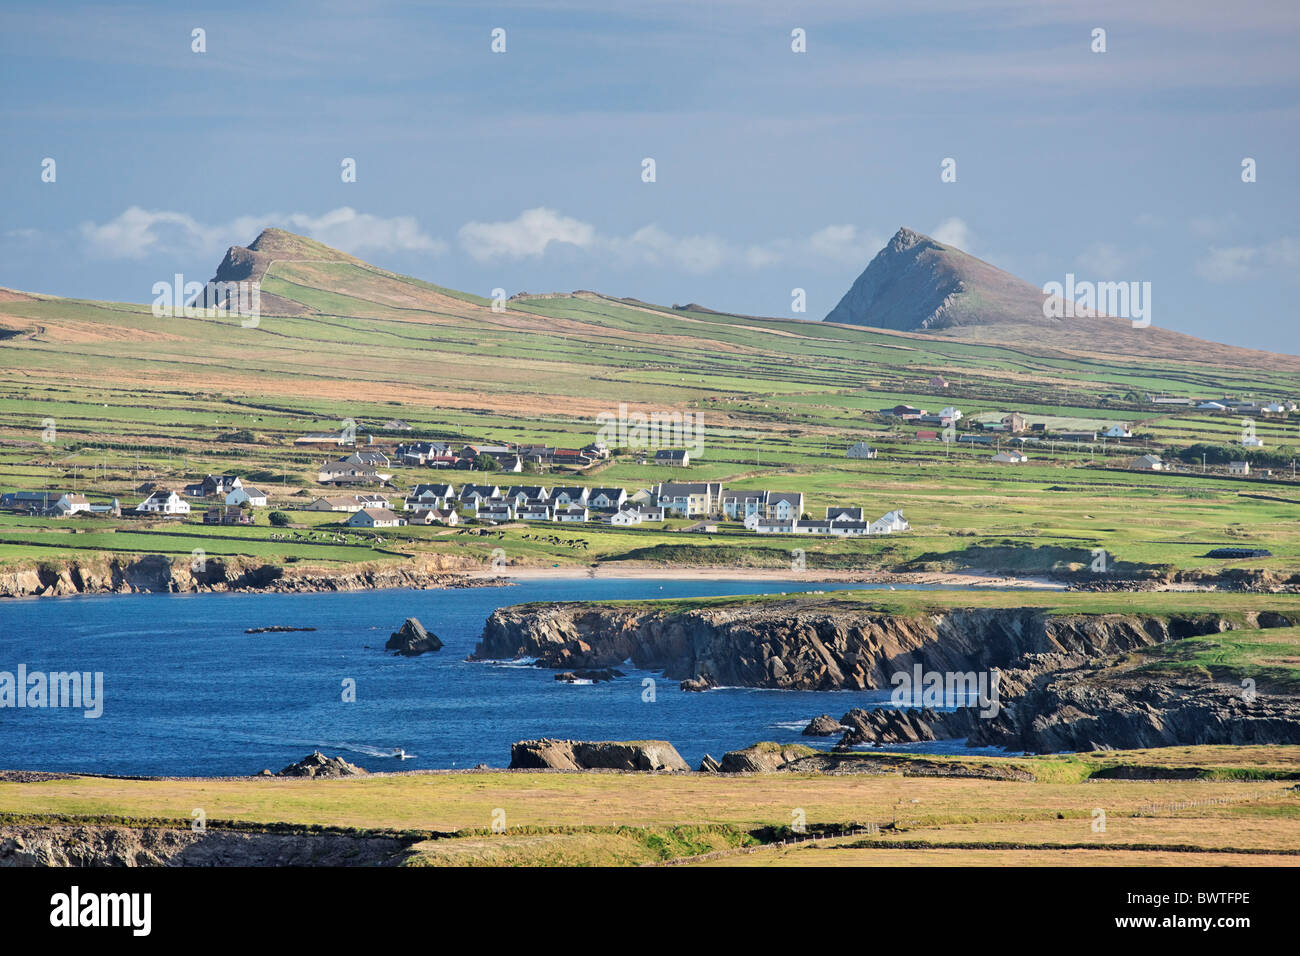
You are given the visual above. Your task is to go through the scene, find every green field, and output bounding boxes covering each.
[1,234,1297,582]
[4,744,1298,866]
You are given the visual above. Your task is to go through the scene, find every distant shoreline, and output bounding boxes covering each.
[2,558,1250,599]
[467,565,1069,590]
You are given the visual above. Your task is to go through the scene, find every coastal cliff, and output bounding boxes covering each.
[0,553,497,599]
[472,598,1300,752]
[472,600,1259,692]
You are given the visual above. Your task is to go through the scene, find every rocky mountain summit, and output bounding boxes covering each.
[825,227,1051,331]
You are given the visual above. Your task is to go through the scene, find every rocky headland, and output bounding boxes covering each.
[473,598,1300,753]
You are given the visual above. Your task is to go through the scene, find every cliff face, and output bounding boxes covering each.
[472,601,1246,693]
[0,824,413,867]
[474,600,1300,752]
[0,554,490,599]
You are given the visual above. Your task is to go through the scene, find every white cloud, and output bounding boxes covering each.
[930,217,972,251]
[79,207,210,260]
[1076,242,1131,276]
[606,225,735,274]
[1197,238,1300,282]
[457,207,886,273]
[458,207,595,261]
[78,206,445,260]
[806,224,886,266]
[280,208,446,255]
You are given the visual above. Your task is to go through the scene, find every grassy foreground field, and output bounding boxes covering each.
[3,746,1298,866]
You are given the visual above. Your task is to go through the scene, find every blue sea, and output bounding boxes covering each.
[0,579,1015,776]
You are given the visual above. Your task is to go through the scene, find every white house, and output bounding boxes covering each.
[846,442,878,460]
[827,506,864,522]
[939,406,963,423]
[1228,461,1251,476]
[555,505,589,523]
[51,493,92,516]
[991,451,1028,464]
[588,487,628,511]
[459,484,501,505]
[1103,424,1132,439]
[225,486,267,507]
[516,500,553,521]
[869,510,910,534]
[549,487,589,507]
[609,508,643,526]
[420,508,459,526]
[1242,436,1265,448]
[136,490,190,515]
[406,483,456,512]
[504,486,549,507]
[1132,454,1165,471]
[347,507,404,528]
[1197,401,1227,411]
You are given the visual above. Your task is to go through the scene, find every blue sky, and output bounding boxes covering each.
[2,0,1297,351]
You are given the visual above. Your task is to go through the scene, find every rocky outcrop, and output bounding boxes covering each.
[508,739,689,772]
[802,714,844,736]
[0,553,496,599]
[386,618,442,656]
[834,666,1300,754]
[473,600,1254,693]
[554,668,623,683]
[719,743,817,773]
[837,705,993,746]
[981,671,1300,753]
[478,598,1300,754]
[276,752,368,777]
[714,743,1034,780]
[0,825,411,866]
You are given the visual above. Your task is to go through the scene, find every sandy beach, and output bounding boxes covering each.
[462,564,1066,589]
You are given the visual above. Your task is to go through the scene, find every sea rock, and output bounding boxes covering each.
[698,754,721,773]
[554,668,624,683]
[386,617,443,656]
[802,714,844,736]
[276,751,368,777]
[680,677,714,693]
[508,739,689,772]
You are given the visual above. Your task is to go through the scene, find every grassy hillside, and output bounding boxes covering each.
[1,232,1297,579]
